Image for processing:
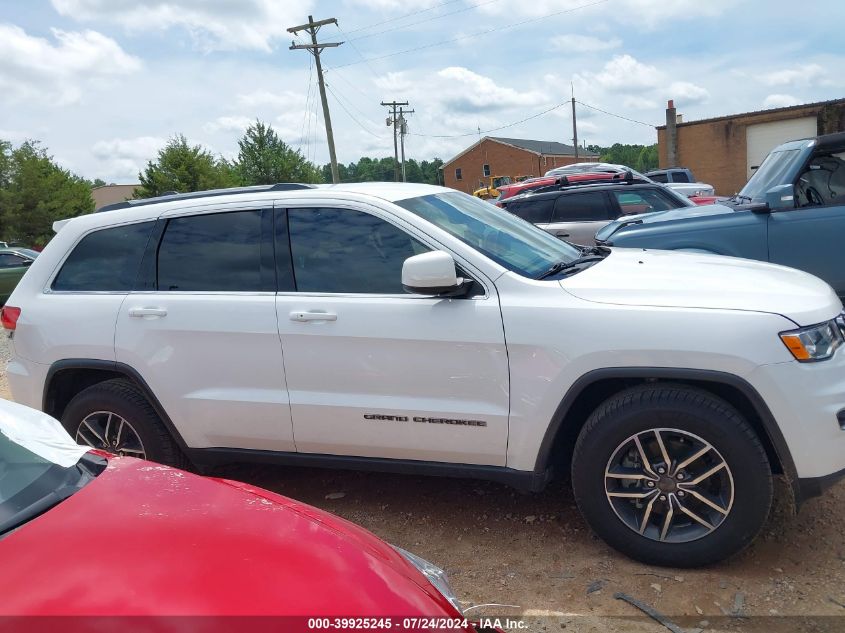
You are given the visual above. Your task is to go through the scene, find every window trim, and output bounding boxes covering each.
[275,202,490,300]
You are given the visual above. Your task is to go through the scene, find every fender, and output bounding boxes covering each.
[534,367,799,496]
[43,359,190,450]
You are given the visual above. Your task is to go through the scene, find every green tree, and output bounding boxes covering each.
[136,134,237,198]
[588,143,659,172]
[322,156,443,184]
[0,140,93,245]
[235,121,321,185]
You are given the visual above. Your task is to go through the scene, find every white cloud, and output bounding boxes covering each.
[668,81,710,105]
[763,93,801,109]
[91,136,165,182]
[550,34,621,52]
[50,0,314,51]
[203,116,255,134]
[590,54,662,92]
[434,66,546,111]
[0,24,141,105]
[759,64,830,88]
[623,96,658,110]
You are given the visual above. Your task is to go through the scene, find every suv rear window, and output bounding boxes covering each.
[552,191,610,222]
[52,221,154,292]
[507,198,553,224]
[157,211,263,292]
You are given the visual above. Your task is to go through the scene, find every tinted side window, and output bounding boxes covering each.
[53,221,154,291]
[288,208,429,294]
[157,211,263,292]
[649,172,668,183]
[552,192,610,222]
[507,199,553,224]
[671,170,691,183]
[613,189,681,216]
[0,254,25,268]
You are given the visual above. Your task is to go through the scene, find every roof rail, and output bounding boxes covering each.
[95,183,316,213]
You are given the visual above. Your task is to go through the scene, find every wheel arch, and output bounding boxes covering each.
[43,359,189,450]
[535,367,799,500]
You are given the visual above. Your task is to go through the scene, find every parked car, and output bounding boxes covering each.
[599,132,845,300]
[0,248,37,304]
[501,180,695,244]
[0,398,475,622]
[644,167,716,198]
[5,182,845,567]
[544,162,643,177]
[496,170,646,205]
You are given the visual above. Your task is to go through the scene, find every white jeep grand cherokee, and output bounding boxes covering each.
[4,183,845,567]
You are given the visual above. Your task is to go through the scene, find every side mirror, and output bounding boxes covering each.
[402,251,464,296]
[764,184,796,211]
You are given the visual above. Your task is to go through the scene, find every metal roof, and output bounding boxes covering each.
[441,136,598,167]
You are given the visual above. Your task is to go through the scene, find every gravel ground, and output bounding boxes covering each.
[2,332,844,630]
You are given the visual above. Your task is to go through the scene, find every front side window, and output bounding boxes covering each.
[0,254,26,268]
[53,221,154,292]
[612,189,685,216]
[552,191,610,222]
[396,191,581,278]
[287,207,429,294]
[157,211,263,292]
[649,172,668,183]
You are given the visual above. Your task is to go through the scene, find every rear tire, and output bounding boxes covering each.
[61,378,185,467]
[571,383,772,567]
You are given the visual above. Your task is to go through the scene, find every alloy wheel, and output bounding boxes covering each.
[75,411,147,459]
[604,428,734,543]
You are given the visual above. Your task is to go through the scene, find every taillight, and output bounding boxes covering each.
[1,306,21,330]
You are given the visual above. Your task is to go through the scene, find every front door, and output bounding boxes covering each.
[543,190,612,245]
[114,207,295,452]
[274,204,510,466]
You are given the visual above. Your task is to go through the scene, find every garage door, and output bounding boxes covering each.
[746,117,817,179]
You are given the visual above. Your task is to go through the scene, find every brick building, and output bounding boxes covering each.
[657,98,845,196]
[441,136,598,194]
[91,184,140,210]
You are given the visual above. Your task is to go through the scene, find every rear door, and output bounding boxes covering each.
[274,202,509,466]
[546,191,612,244]
[114,207,295,452]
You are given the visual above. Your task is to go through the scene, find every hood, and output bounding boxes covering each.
[560,248,842,325]
[596,203,738,242]
[0,458,456,616]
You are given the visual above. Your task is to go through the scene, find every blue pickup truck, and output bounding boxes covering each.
[597,132,845,299]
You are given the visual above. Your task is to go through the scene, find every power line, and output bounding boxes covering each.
[575,100,656,127]
[348,0,502,43]
[409,100,571,139]
[328,0,611,70]
[296,53,314,154]
[325,83,383,139]
[343,0,463,35]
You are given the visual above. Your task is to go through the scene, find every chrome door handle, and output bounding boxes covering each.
[289,311,337,322]
[128,307,168,318]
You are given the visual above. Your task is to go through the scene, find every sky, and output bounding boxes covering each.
[1,0,843,183]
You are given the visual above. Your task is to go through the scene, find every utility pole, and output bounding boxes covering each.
[398,105,414,182]
[381,100,408,182]
[289,16,342,183]
[571,83,579,161]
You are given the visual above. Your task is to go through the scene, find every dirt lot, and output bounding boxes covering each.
[3,336,844,631]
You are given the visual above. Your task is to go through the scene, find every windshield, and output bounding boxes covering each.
[0,402,103,535]
[739,149,801,201]
[395,191,581,278]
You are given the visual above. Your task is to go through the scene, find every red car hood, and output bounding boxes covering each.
[0,457,459,616]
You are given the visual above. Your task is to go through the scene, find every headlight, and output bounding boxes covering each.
[393,546,463,614]
[780,320,843,362]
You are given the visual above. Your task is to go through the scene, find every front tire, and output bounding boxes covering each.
[62,378,185,467]
[571,383,772,567]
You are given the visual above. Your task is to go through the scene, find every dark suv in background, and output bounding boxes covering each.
[500,180,694,243]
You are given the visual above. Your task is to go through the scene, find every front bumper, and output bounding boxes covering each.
[748,351,845,486]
